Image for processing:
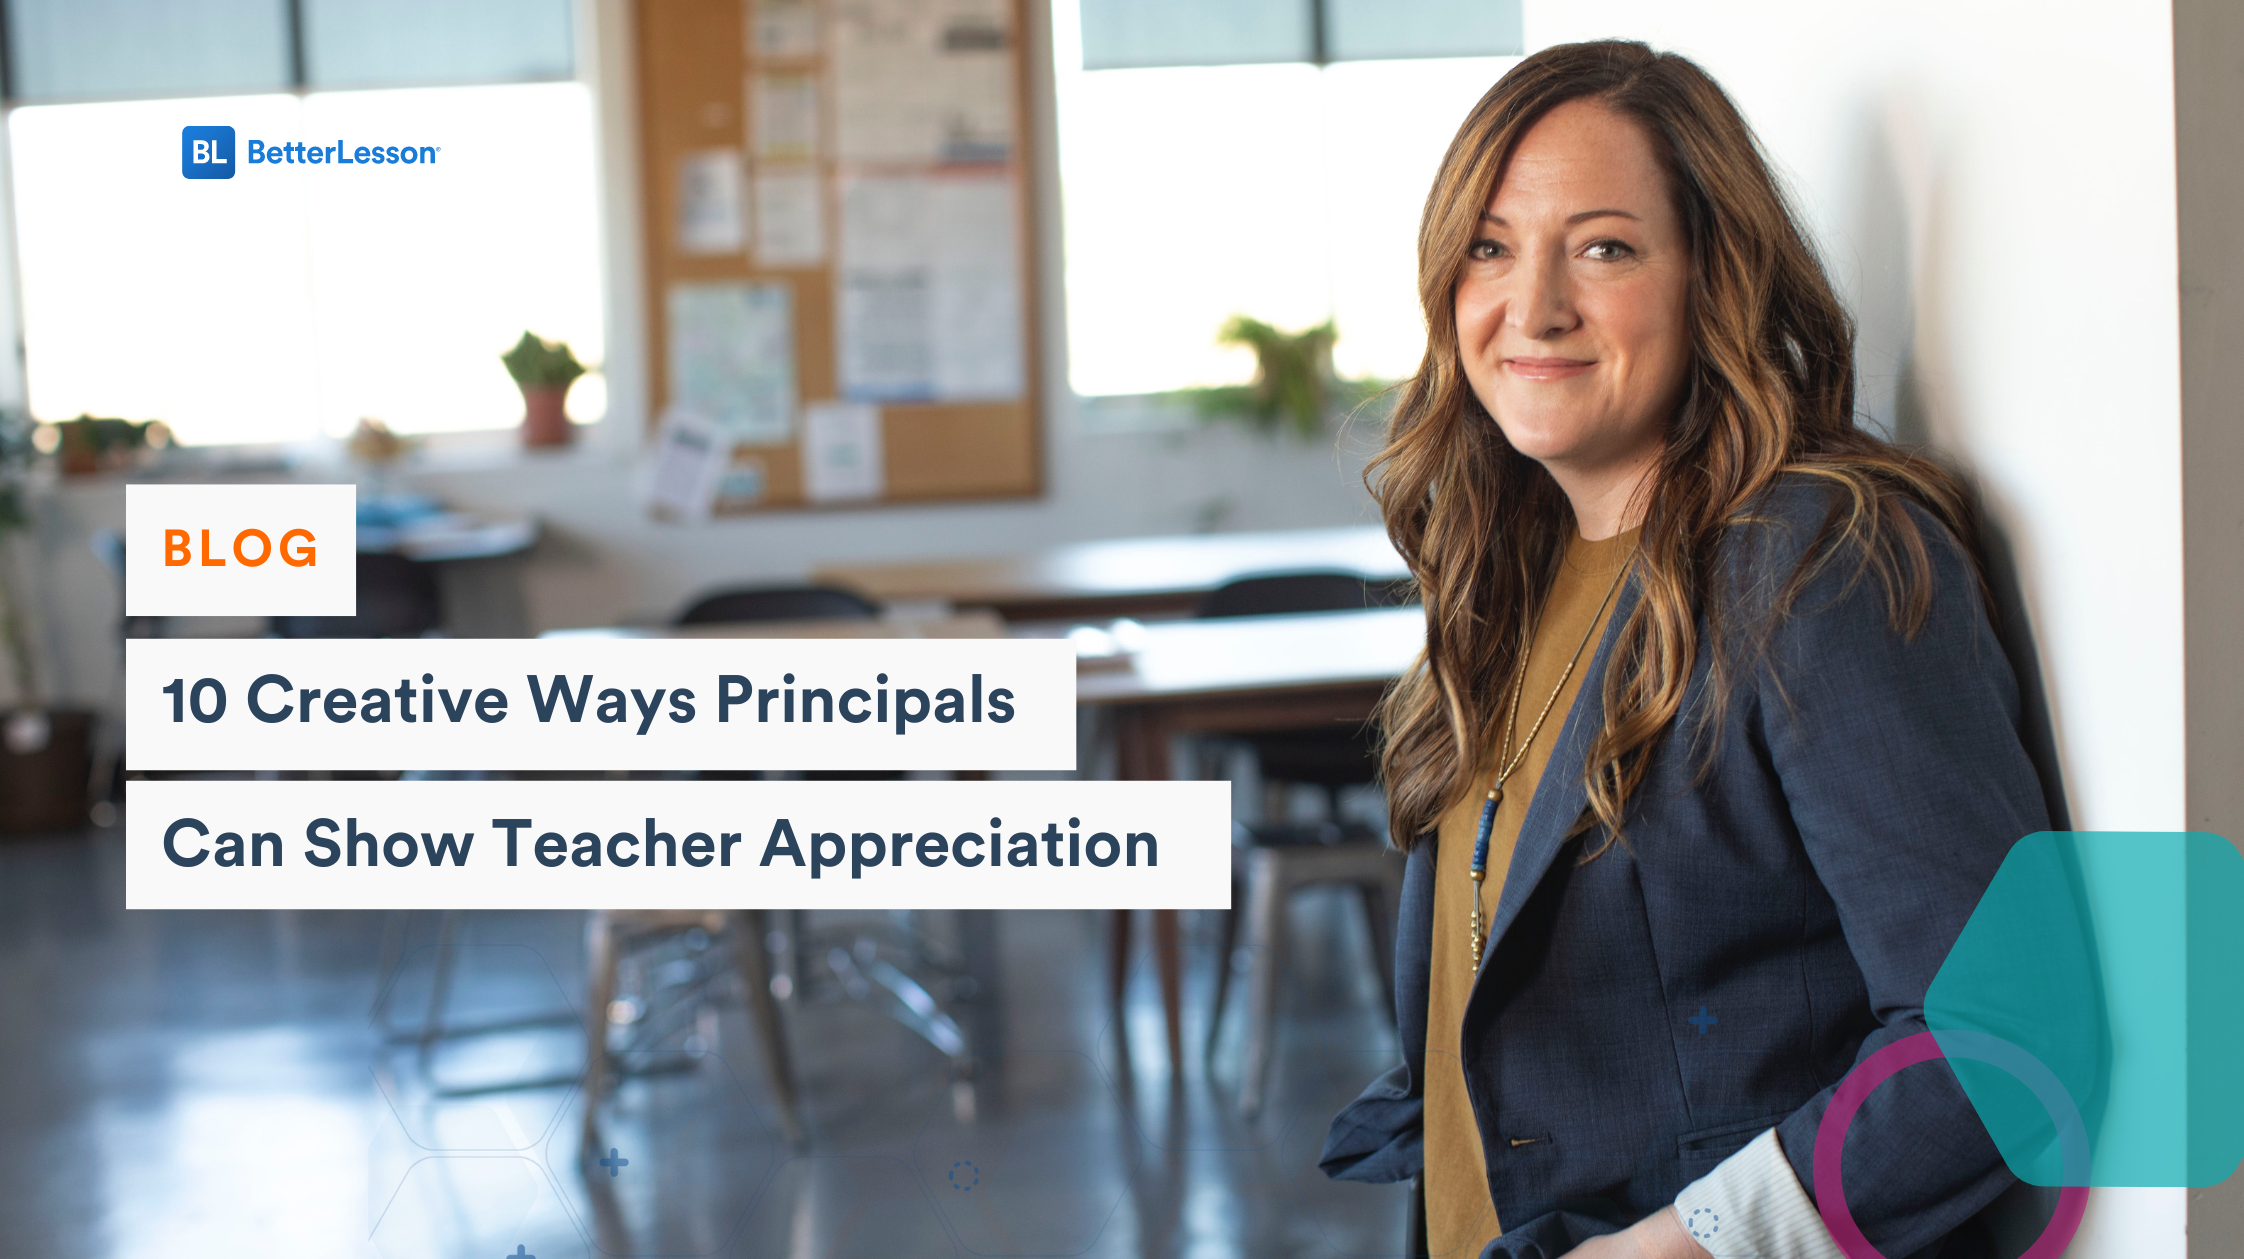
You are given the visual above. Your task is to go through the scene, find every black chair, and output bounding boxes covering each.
[1197,570,1404,1116]
[676,584,878,625]
[1192,570,1382,620]
[1194,571,1386,819]
[668,583,981,1116]
[675,584,884,783]
[274,552,443,638]
[578,586,888,1153]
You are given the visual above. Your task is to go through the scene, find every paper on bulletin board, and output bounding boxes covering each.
[751,72,821,162]
[675,149,746,255]
[753,165,825,266]
[926,175,1023,399]
[751,0,820,56]
[802,401,885,502]
[644,408,727,521]
[666,282,796,444]
[831,0,1013,164]
[714,454,768,508]
[836,173,1022,403]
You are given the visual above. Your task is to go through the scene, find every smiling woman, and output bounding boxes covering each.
[1320,39,2080,1259]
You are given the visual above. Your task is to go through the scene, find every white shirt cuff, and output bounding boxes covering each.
[1672,1128,1845,1259]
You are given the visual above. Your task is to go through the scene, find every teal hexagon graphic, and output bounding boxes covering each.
[1926,831,2244,1187]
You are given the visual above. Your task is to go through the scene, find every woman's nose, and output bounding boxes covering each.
[1508,249,1577,339]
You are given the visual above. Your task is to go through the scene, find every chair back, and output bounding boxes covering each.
[677,584,879,625]
[274,553,442,637]
[1195,571,1377,619]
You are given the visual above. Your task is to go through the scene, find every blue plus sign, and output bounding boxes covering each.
[1688,1006,1718,1035]
[510,1248,535,1259]
[597,1147,630,1177]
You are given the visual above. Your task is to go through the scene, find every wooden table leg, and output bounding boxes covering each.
[1110,706,1186,1076]
[1152,905,1183,1070]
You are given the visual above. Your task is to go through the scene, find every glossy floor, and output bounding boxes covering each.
[0,824,1408,1258]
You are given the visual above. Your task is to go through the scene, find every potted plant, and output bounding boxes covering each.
[0,408,94,834]
[53,414,164,476]
[501,331,588,448]
[1174,315,1387,441]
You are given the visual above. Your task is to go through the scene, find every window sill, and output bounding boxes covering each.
[1072,391,1202,434]
[72,420,620,484]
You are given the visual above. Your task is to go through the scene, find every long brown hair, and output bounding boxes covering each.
[1373,40,1977,854]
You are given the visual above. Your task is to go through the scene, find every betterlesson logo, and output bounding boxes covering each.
[179,125,440,177]
[181,126,234,179]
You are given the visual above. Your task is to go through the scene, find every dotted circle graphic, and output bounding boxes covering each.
[948,1160,980,1192]
[1812,1031,2089,1259]
[1683,1206,1720,1241]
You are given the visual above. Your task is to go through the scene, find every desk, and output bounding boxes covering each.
[356,507,538,637]
[814,524,1407,621]
[1074,607,1423,1071]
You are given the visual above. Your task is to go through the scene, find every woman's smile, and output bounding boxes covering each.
[1502,355,1597,381]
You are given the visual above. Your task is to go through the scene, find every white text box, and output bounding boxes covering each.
[128,637,1077,771]
[126,484,356,617]
[126,779,1231,910]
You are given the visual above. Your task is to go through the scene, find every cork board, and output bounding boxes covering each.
[634,0,1043,513]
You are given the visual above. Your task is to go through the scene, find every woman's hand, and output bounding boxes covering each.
[1565,1207,1713,1258]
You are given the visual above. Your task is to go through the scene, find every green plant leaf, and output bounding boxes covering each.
[500,331,587,389]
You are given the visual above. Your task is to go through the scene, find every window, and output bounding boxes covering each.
[9,83,604,446]
[1055,0,1519,398]
[2,0,595,447]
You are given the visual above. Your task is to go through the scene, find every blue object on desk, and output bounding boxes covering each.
[357,493,443,527]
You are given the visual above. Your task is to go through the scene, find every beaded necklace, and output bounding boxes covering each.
[1467,547,1635,969]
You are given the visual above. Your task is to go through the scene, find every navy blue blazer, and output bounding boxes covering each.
[1322,481,2066,1258]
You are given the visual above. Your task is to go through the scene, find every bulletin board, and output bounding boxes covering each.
[634,0,1043,514]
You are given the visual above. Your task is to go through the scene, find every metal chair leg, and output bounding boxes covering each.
[1356,881,1399,1024]
[416,909,461,1073]
[730,909,807,1149]
[1205,874,1242,1060]
[1239,850,1289,1118]
[581,911,616,1144]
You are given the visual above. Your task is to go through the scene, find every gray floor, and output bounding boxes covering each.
[0,821,1410,1258]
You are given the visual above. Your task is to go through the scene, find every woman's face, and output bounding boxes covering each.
[1455,99,1692,486]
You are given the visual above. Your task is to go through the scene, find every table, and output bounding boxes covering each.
[357,505,538,637]
[542,611,1009,640]
[540,607,1425,1077]
[814,524,1407,621]
[1074,607,1424,1071]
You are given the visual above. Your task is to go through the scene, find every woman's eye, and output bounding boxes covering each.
[1582,239,1636,262]
[1467,239,1505,261]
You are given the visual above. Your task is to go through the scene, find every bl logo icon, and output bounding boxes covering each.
[181,126,234,179]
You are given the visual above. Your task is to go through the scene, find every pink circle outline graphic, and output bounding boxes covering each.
[1811,1031,2089,1259]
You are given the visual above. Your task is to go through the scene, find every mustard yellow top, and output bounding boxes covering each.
[1422,527,1635,1256]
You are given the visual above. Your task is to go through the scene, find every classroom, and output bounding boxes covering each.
[1,2,2239,1257]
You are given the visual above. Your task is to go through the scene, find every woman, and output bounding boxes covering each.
[1321,41,2061,1259]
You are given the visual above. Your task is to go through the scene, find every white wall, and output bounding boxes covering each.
[1522,2,2192,1254]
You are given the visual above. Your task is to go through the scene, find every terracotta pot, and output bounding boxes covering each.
[520,382,575,448]
[58,424,101,476]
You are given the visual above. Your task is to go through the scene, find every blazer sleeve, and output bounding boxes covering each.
[1745,500,2063,1256]
[1321,836,1437,1183]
